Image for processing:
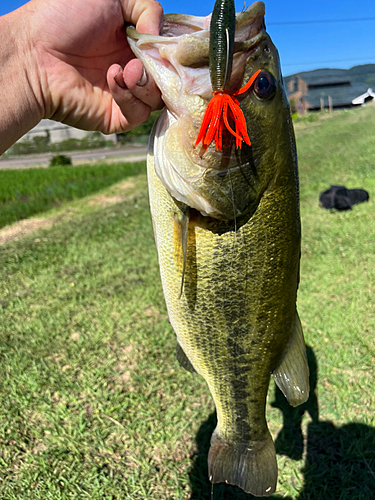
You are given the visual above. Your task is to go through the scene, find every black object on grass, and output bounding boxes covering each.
[319,185,369,211]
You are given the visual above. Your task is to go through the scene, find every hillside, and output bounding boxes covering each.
[347,63,375,88]
[285,63,375,88]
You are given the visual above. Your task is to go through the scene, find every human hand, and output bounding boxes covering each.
[19,0,164,133]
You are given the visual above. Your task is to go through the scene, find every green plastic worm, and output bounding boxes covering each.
[209,0,236,92]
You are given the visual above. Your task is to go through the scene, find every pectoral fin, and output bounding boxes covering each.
[273,312,309,407]
[173,207,190,299]
[176,340,196,373]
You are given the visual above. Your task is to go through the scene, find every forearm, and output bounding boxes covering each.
[0,8,44,155]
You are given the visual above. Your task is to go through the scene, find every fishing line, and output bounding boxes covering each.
[283,57,375,68]
[269,16,375,26]
[223,28,231,90]
[221,167,237,309]
[226,167,238,310]
[228,167,238,246]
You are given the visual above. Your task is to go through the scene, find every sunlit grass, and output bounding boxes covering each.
[0,161,146,229]
[0,106,374,499]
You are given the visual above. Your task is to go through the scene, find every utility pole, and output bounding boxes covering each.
[328,96,333,113]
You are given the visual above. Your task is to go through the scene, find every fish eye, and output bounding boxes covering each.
[253,72,277,99]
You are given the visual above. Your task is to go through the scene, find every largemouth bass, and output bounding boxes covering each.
[127,1,309,496]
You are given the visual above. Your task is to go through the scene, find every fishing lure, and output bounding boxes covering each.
[195,0,261,151]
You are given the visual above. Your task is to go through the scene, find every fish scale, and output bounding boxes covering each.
[128,1,309,496]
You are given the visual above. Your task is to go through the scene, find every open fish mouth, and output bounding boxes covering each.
[127,2,275,219]
[127,2,265,115]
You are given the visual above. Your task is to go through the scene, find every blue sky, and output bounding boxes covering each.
[1,0,374,76]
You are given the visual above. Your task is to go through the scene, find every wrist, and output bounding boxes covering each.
[0,8,44,154]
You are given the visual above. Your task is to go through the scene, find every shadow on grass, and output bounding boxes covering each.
[188,346,375,499]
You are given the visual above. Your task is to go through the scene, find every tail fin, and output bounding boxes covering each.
[208,431,277,497]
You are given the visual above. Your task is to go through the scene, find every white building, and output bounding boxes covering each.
[23,119,117,144]
[352,88,375,106]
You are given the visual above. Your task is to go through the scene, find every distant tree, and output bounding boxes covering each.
[347,64,375,88]
[289,98,298,114]
[117,109,163,144]
[32,135,50,153]
[49,154,72,167]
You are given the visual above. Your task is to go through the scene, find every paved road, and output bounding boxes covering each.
[0,145,148,169]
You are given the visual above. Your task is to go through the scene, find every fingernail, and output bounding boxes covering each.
[137,68,148,87]
[114,67,126,89]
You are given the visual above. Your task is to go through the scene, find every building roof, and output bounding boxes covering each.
[284,68,350,88]
[304,83,369,108]
[284,65,375,108]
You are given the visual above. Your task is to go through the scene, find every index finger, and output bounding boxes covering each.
[122,0,163,35]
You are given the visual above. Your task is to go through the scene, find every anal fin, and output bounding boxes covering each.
[176,340,196,373]
[273,311,309,407]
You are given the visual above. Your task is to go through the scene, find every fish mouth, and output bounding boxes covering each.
[126,2,268,219]
[128,1,265,39]
[126,1,266,104]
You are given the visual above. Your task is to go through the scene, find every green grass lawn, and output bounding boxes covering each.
[0,161,146,229]
[0,106,374,499]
